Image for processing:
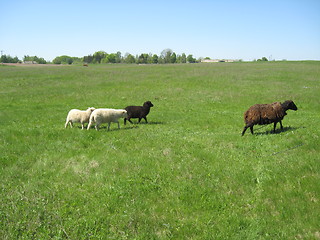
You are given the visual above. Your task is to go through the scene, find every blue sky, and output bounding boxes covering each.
[1,0,320,61]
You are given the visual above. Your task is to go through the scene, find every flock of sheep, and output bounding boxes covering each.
[65,100,298,135]
[65,101,154,131]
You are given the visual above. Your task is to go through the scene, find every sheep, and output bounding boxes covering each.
[242,100,298,136]
[65,107,95,129]
[124,101,154,125]
[87,108,128,131]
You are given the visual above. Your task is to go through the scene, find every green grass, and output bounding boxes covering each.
[1,62,319,239]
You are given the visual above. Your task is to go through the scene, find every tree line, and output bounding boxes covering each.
[2,49,269,65]
[54,49,198,65]
[0,55,47,64]
[0,49,197,65]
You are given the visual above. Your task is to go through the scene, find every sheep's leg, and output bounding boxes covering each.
[117,121,120,129]
[87,121,92,130]
[242,126,247,136]
[279,121,283,129]
[95,124,99,131]
[107,123,111,131]
[126,117,134,124]
[65,121,69,128]
[143,117,148,123]
[138,118,142,123]
[250,126,254,134]
[242,126,249,136]
[273,122,278,133]
[69,122,73,128]
[81,123,85,130]
[124,118,127,125]
[242,124,254,136]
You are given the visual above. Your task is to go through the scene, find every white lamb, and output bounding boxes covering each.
[65,107,96,129]
[87,109,128,131]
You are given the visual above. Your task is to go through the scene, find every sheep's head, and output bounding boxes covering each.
[282,100,298,111]
[122,110,128,118]
[88,107,96,112]
[144,101,154,108]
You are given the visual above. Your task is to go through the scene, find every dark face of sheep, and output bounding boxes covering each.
[283,100,298,111]
[144,101,154,108]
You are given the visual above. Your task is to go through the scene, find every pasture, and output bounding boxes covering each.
[0,62,319,239]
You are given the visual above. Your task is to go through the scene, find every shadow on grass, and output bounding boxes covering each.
[86,126,137,132]
[81,121,165,131]
[124,121,165,125]
[255,126,302,135]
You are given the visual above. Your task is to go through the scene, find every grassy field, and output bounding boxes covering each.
[0,62,319,239]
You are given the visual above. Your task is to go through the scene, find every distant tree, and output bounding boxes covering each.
[181,53,187,63]
[152,54,158,64]
[176,55,181,63]
[83,55,93,63]
[157,56,164,64]
[23,55,32,62]
[161,48,173,64]
[105,53,116,63]
[53,55,73,64]
[71,57,82,64]
[0,55,7,63]
[187,54,196,63]
[23,55,46,64]
[101,55,109,63]
[67,58,73,65]
[124,53,136,64]
[13,56,20,63]
[93,51,107,63]
[0,54,20,63]
[257,57,268,62]
[170,52,177,63]
[52,57,61,64]
[138,53,149,64]
[115,51,122,63]
[147,53,153,64]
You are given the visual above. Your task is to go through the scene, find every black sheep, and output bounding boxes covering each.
[242,100,298,136]
[124,101,154,125]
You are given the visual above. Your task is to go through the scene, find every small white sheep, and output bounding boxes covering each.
[65,107,96,130]
[87,108,128,131]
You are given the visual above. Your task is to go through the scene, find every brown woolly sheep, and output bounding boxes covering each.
[242,100,298,136]
[124,101,154,125]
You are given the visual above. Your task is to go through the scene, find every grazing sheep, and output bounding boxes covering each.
[124,101,154,125]
[87,109,128,131]
[65,107,95,129]
[242,100,298,136]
